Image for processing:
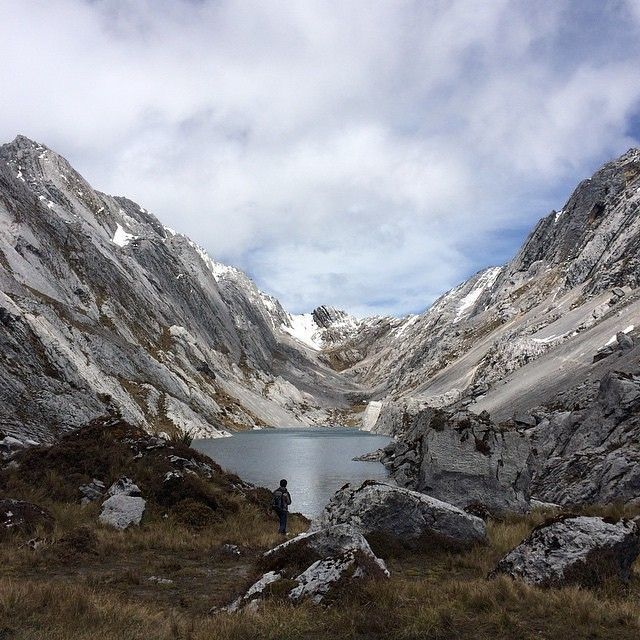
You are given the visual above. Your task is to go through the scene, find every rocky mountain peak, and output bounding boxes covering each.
[312,305,349,328]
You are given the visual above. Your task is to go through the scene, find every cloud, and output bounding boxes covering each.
[1,0,639,315]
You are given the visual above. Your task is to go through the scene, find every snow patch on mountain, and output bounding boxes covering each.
[453,267,503,323]
[112,224,138,248]
[282,314,323,350]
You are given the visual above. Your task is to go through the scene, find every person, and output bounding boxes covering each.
[272,478,292,535]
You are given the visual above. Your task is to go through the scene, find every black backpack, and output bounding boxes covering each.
[272,489,285,511]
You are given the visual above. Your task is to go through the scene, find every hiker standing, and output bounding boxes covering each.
[272,478,292,535]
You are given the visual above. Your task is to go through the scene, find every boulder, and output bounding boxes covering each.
[491,516,640,587]
[288,549,386,604]
[227,524,389,611]
[107,477,142,497]
[0,435,38,460]
[79,479,106,504]
[0,499,54,538]
[99,494,146,529]
[378,407,532,515]
[416,413,532,515]
[263,523,381,567]
[312,481,486,547]
[616,331,634,351]
[226,571,282,613]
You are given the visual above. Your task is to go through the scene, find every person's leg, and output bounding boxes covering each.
[278,509,287,534]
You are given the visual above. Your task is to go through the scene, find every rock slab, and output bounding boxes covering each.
[312,480,486,547]
[491,515,640,587]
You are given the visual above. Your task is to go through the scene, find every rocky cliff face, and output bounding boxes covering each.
[0,136,363,441]
[344,148,640,420]
[2,133,640,484]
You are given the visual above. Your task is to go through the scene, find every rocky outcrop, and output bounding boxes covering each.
[0,433,39,460]
[593,330,635,362]
[312,480,486,547]
[378,406,532,515]
[227,524,389,611]
[99,493,146,529]
[491,516,640,587]
[79,479,106,504]
[0,499,53,538]
[530,370,640,506]
[99,477,146,529]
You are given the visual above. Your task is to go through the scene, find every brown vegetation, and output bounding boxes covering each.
[1,422,640,639]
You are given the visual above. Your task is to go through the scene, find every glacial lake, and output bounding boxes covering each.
[193,428,391,518]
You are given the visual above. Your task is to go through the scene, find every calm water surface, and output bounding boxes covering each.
[193,428,391,518]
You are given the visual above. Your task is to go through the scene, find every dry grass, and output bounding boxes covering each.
[3,424,639,639]
[1,504,640,639]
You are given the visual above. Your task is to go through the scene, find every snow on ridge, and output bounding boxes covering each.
[191,243,239,281]
[281,314,323,350]
[453,266,502,323]
[554,209,564,223]
[394,314,419,338]
[112,223,139,248]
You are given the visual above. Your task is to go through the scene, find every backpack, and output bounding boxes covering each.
[272,489,285,511]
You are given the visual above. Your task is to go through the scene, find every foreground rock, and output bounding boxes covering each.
[98,476,146,529]
[312,480,486,547]
[0,499,53,539]
[227,524,389,611]
[378,407,532,515]
[99,494,146,530]
[491,516,640,587]
[531,371,640,506]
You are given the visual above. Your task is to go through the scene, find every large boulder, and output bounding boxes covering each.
[98,476,146,529]
[379,407,532,515]
[226,524,389,611]
[262,523,379,567]
[491,516,640,587]
[312,480,486,547]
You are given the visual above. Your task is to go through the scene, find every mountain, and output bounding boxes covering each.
[326,148,640,425]
[0,136,365,441]
[1,135,639,444]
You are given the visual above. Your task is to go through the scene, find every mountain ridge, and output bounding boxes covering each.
[1,134,639,441]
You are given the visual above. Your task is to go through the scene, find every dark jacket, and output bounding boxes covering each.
[273,487,292,512]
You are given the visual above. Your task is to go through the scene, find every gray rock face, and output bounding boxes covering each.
[0,135,364,440]
[107,477,141,497]
[491,516,640,587]
[227,524,389,611]
[99,494,146,529]
[379,407,532,515]
[287,549,385,604]
[530,371,640,506]
[312,480,486,547]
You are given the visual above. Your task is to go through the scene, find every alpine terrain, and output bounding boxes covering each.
[2,136,640,640]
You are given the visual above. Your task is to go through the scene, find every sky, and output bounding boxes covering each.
[1,0,640,317]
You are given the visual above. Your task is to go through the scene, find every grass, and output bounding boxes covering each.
[1,504,639,639]
[2,421,640,639]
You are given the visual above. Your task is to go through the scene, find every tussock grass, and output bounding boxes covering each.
[1,508,639,639]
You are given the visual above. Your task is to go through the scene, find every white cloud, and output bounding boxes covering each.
[1,0,639,315]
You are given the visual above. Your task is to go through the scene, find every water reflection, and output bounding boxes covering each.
[193,428,391,518]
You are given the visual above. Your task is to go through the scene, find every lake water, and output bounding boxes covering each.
[193,428,391,518]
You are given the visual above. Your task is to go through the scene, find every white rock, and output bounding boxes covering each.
[313,481,486,547]
[99,494,146,529]
[492,516,640,586]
